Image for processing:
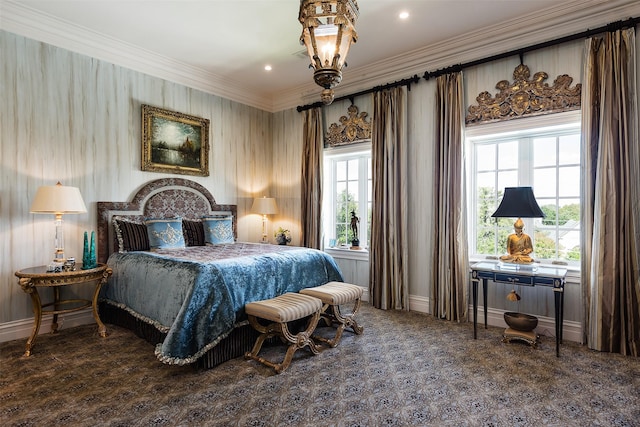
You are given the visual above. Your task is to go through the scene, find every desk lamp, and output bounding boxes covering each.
[491,186,544,346]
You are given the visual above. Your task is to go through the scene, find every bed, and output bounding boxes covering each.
[97,178,343,368]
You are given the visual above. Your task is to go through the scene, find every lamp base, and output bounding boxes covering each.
[497,261,538,272]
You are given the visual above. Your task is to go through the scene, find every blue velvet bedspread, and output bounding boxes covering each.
[102,243,343,365]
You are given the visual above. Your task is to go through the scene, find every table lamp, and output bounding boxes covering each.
[492,186,544,346]
[31,182,87,261]
[491,186,545,265]
[251,197,278,243]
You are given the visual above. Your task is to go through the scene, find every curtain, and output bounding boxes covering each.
[369,86,409,310]
[431,72,469,321]
[301,107,323,249]
[581,27,640,355]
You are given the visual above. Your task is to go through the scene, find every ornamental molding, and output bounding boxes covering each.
[325,105,372,147]
[465,64,582,125]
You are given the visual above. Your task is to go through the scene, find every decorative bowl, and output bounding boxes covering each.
[504,312,538,332]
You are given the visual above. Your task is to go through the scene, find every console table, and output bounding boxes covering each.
[470,261,567,357]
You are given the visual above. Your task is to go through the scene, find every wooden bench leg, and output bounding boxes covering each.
[245,310,321,373]
[315,298,364,348]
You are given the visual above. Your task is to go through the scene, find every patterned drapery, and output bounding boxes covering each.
[581,27,640,355]
[369,87,409,310]
[431,72,469,321]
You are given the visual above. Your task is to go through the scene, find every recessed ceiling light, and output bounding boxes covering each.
[399,11,409,20]
[264,65,272,71]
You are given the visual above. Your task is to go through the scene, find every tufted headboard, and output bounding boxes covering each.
[97,178,237,264]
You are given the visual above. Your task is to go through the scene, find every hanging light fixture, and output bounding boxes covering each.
[299,0,359,105]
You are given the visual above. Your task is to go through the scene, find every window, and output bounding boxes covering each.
[467,114,581,266]
[323,144,372,248]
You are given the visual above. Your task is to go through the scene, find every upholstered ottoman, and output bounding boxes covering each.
[244,293,323,373]
[299,281,364,347]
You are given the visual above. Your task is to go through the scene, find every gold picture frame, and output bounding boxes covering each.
[141,105,210,176]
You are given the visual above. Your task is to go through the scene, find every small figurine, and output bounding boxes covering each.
[350,211,360,248]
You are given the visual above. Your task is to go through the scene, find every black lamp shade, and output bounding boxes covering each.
[491,187,545,218]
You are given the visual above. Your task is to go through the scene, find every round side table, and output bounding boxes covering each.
[15,263,112,357]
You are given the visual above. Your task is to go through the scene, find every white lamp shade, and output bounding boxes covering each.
[251,197,278,215]
[30,182,87,214]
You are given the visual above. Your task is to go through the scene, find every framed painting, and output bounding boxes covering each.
[141,105,210,176]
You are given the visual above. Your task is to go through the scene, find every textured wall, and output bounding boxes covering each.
[0,30,273,323]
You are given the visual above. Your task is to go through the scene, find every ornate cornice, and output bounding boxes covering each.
[465,64,581,125]
[325,105,371,147]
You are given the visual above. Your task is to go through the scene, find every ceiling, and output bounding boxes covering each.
[2,0,639,111]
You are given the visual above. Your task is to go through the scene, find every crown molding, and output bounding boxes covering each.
[3,0,639,113]
[0,1,274,111]
[277,0,640,111]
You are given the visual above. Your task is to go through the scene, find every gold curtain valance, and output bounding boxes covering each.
[325,105,371,147]
[466,64,582,125]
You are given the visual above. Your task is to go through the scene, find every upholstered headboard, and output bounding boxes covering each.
[97,178,237,264]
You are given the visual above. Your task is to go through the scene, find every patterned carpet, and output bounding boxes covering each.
[1,304,639,427]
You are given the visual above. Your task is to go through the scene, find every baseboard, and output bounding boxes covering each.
[467,305,582,344]
[0,311,95,344]
[0,295,582,345]
[405,296,582,344]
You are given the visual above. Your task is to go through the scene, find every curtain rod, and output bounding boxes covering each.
[296,16,639,112]
[423,17,640,80]
[296,75,420,112]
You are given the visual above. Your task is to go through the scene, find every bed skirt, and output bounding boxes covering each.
[99,302,261,369]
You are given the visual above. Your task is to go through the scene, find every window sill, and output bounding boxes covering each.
[325,247,370,261]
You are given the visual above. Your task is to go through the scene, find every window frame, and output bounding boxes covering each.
[322,142,372,250]
[465,111,582,267]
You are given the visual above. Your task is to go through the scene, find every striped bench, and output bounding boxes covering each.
[300,281,364,347]
[244,293,323,374]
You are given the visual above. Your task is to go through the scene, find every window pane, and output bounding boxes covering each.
[533,137,557,167]
[336,181,347,202]
[477,172,495,191]
[477,189,496,225]
[336,161,346,181]
[348,181,359,203]
[348,159,358,180]
[533,228,557,259]
[538,199,558,226]
[558,166,580,197]
[558,198,580,225]
[559,134,580,164]
[497,141,518,169]
[476,227,497,254]
[533,168,556,197]
[558,230,580,261]
[497,170,518,192]
[476,144,496,171]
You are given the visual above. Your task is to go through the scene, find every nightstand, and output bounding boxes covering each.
[15,263,112,356]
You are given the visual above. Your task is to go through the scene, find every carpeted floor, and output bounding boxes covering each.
[1,304,639,427]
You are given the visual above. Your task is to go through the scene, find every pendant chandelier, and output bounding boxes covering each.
[299,0,359,105]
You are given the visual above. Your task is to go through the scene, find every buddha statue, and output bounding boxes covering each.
[500,218,534,263]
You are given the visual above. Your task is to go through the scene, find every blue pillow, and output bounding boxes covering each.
[202,216,234,244]
[144,218,186,249]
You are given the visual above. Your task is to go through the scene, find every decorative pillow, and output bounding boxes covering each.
[112,217,150,253]
[144,218,186,250]
[182,219,205,246]
[202,216,234,244]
